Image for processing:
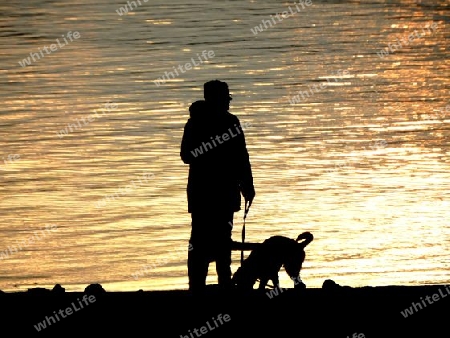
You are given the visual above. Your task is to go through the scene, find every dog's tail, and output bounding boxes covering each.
[296,232,313,248]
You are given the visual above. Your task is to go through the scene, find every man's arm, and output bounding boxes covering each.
[235,119,255,206]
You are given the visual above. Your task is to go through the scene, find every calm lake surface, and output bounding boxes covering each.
[0,0,449,292]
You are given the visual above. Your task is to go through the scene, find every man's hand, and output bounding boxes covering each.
[243,185,255,208]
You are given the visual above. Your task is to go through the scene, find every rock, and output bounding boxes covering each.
[84,283,106,296]
[52,284,65,294]
[27,287,50,295]
[322,279,352,290]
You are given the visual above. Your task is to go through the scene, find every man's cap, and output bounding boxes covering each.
[204,80,232,102]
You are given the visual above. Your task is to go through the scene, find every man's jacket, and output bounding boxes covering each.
[180,104,254,213]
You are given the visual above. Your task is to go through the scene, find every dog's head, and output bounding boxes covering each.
[283,246,306,279]
[284,232,313,280]
[232,266,256,289]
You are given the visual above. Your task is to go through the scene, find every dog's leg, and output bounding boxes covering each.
[258,278,268,290]
[271,275,279,290]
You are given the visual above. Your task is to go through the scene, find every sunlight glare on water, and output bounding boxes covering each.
[0,0,449,292]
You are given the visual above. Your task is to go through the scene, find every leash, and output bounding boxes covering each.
[241,200,251,266]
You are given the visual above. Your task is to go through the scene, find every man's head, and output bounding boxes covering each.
[203,80,232,111]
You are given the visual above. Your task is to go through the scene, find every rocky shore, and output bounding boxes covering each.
[1,281,448,337]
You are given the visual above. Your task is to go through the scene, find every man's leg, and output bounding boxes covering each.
[215,212,233,289]
[188,244,209,293]
[188,213,210,293]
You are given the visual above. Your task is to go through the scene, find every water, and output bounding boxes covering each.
[0,0,449,292]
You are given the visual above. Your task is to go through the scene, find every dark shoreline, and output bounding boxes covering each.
[1,282,448,337]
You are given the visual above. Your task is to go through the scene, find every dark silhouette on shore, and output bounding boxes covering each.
[180,80,255,293]
[1,282,447,336]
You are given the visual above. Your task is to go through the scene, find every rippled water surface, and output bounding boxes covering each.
[0,0,449,292]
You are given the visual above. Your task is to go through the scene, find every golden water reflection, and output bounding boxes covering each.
[0,0,449,292]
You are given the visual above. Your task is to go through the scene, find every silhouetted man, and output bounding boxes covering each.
[180,80,255,293]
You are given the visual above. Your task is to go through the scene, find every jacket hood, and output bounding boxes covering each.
[189,100,208,119]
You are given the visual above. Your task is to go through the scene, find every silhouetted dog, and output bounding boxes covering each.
[231,232,313,290]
